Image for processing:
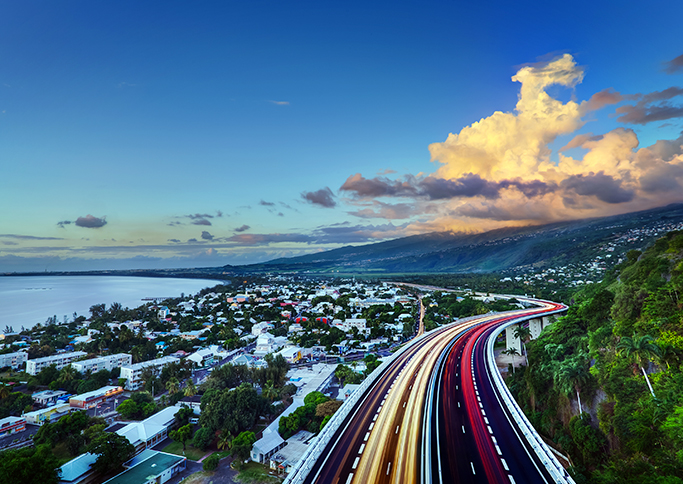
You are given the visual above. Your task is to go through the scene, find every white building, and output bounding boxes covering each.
[330,318,370,335]
[253,333,279,357]
[31,389,69,407]
[26,351,88,376]
[0,350,28,370]
[186,348,214,368]
[71,353,132,374]
[116,406,179,454]
[252,321,274,336]
[119,356,178,391]
[23,404,72,426]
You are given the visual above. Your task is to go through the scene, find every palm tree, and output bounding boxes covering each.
[166,377,180,395]
[184,379,196,398]
[502,347,521,373]
[616,334,661,398]
[262,380,278,402]
[0,384,10,400]
[554,355,590,414]
[513,325,532,361]
[217,429,233,451]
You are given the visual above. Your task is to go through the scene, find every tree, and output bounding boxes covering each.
[513,325,532,361]
[192,426,213,451]
[87,432,135,475]
[203,453,220,471]
[166,377,180,395]
[616,334,661,397]
[169,423,193,451]
[262,380,278,403]
[184,379,196,398]
[0,384,9,400]
[116,399,139,419]
[502,347,521,373]
[231,431,255,461]
[554,355,591,414]
[0,444,60,484]
[217,429,233,451]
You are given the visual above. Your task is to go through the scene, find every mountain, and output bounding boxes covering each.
[236,203,683,274]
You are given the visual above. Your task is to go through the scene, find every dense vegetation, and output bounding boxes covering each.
[507,230,683,483]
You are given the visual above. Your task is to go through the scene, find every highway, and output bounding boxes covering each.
[292,299,569,484]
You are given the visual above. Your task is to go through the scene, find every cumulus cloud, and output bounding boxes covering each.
[664,54,683,74]
[302,187,336,208]
[260,200,275,207]
[335,54,683,231]
[57,220,72,228]
[234,224,251,232]
[192,219,212,226]
[75,215,107,228]
[201,231,214,240]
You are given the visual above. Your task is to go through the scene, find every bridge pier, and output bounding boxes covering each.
[505,326,522,354]
[529,318,543,339]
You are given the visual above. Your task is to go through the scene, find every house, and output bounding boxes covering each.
[115,407,179,455]
[186,348,214,368]
[254,333,279,357]
[252,322,274,336]
[31,389,69,407]
[58,452,99,484]
[277,346,302,364]
[102,450,186,484]
[251,431,286,464]
[269,430,315,474]
[175,395,202,414]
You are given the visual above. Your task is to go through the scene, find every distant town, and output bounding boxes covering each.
[0,277,521,483]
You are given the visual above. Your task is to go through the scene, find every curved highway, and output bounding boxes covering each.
[290,298,570,484]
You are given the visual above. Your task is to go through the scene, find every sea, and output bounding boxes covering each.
[0,275,224,331]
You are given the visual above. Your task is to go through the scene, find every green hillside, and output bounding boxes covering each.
[506,230,683,483]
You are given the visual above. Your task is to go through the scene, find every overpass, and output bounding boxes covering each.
[284,297,571,484]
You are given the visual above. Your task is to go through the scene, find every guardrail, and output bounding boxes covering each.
[484,305,576,484]
[284,312,489,484]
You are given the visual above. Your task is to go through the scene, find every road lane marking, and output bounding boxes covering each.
[471,462,476,475]
[487,425,493,434]
[495,444,502,455]
[462,426,466,433]
[346,474,354,484]
[508,475,516,483]
[359,443,365,453]
[501,459,509,470]
[364,432,370,441]
[386,462,392,475]
[352,457,360,469]
[395,425,400,434]
[484,417,489,424]
[403,402,406,408]
[457,402,460,408]
[373,414,378,421]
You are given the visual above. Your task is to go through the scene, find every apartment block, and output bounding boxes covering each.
[119,356,178,391]
[71,353,132,374]
[26,351,87,376]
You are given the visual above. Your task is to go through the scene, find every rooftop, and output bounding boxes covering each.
[103,451,184,484]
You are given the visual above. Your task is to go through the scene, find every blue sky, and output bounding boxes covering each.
[1,0,683,271]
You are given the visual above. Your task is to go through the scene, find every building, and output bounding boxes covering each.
[58,452,99,484]
[0,416,26,436]
[103,450,186,484]
[26,351,87,376]
[119,356,177,391]
[174,395,201,414]
[24,404,73,426]
[71,353,132,374]
[31,389,69,407]
[69,386,124,409]
[277,346,302,364]
[115,407,179,454]
[251,321,274,335]
[251,431,286,464]
[0,350,28,369]
[186,348,214,368]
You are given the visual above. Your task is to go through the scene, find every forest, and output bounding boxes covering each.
[506,230,683,483]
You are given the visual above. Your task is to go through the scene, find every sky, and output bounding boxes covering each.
[1,0,683,272]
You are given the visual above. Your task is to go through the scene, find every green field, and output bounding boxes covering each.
[160,440,209,462]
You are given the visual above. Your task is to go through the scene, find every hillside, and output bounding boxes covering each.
[506,230,683,483]
[239,203,683,274]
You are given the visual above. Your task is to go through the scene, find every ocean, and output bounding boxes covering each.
[0,275,224,331]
